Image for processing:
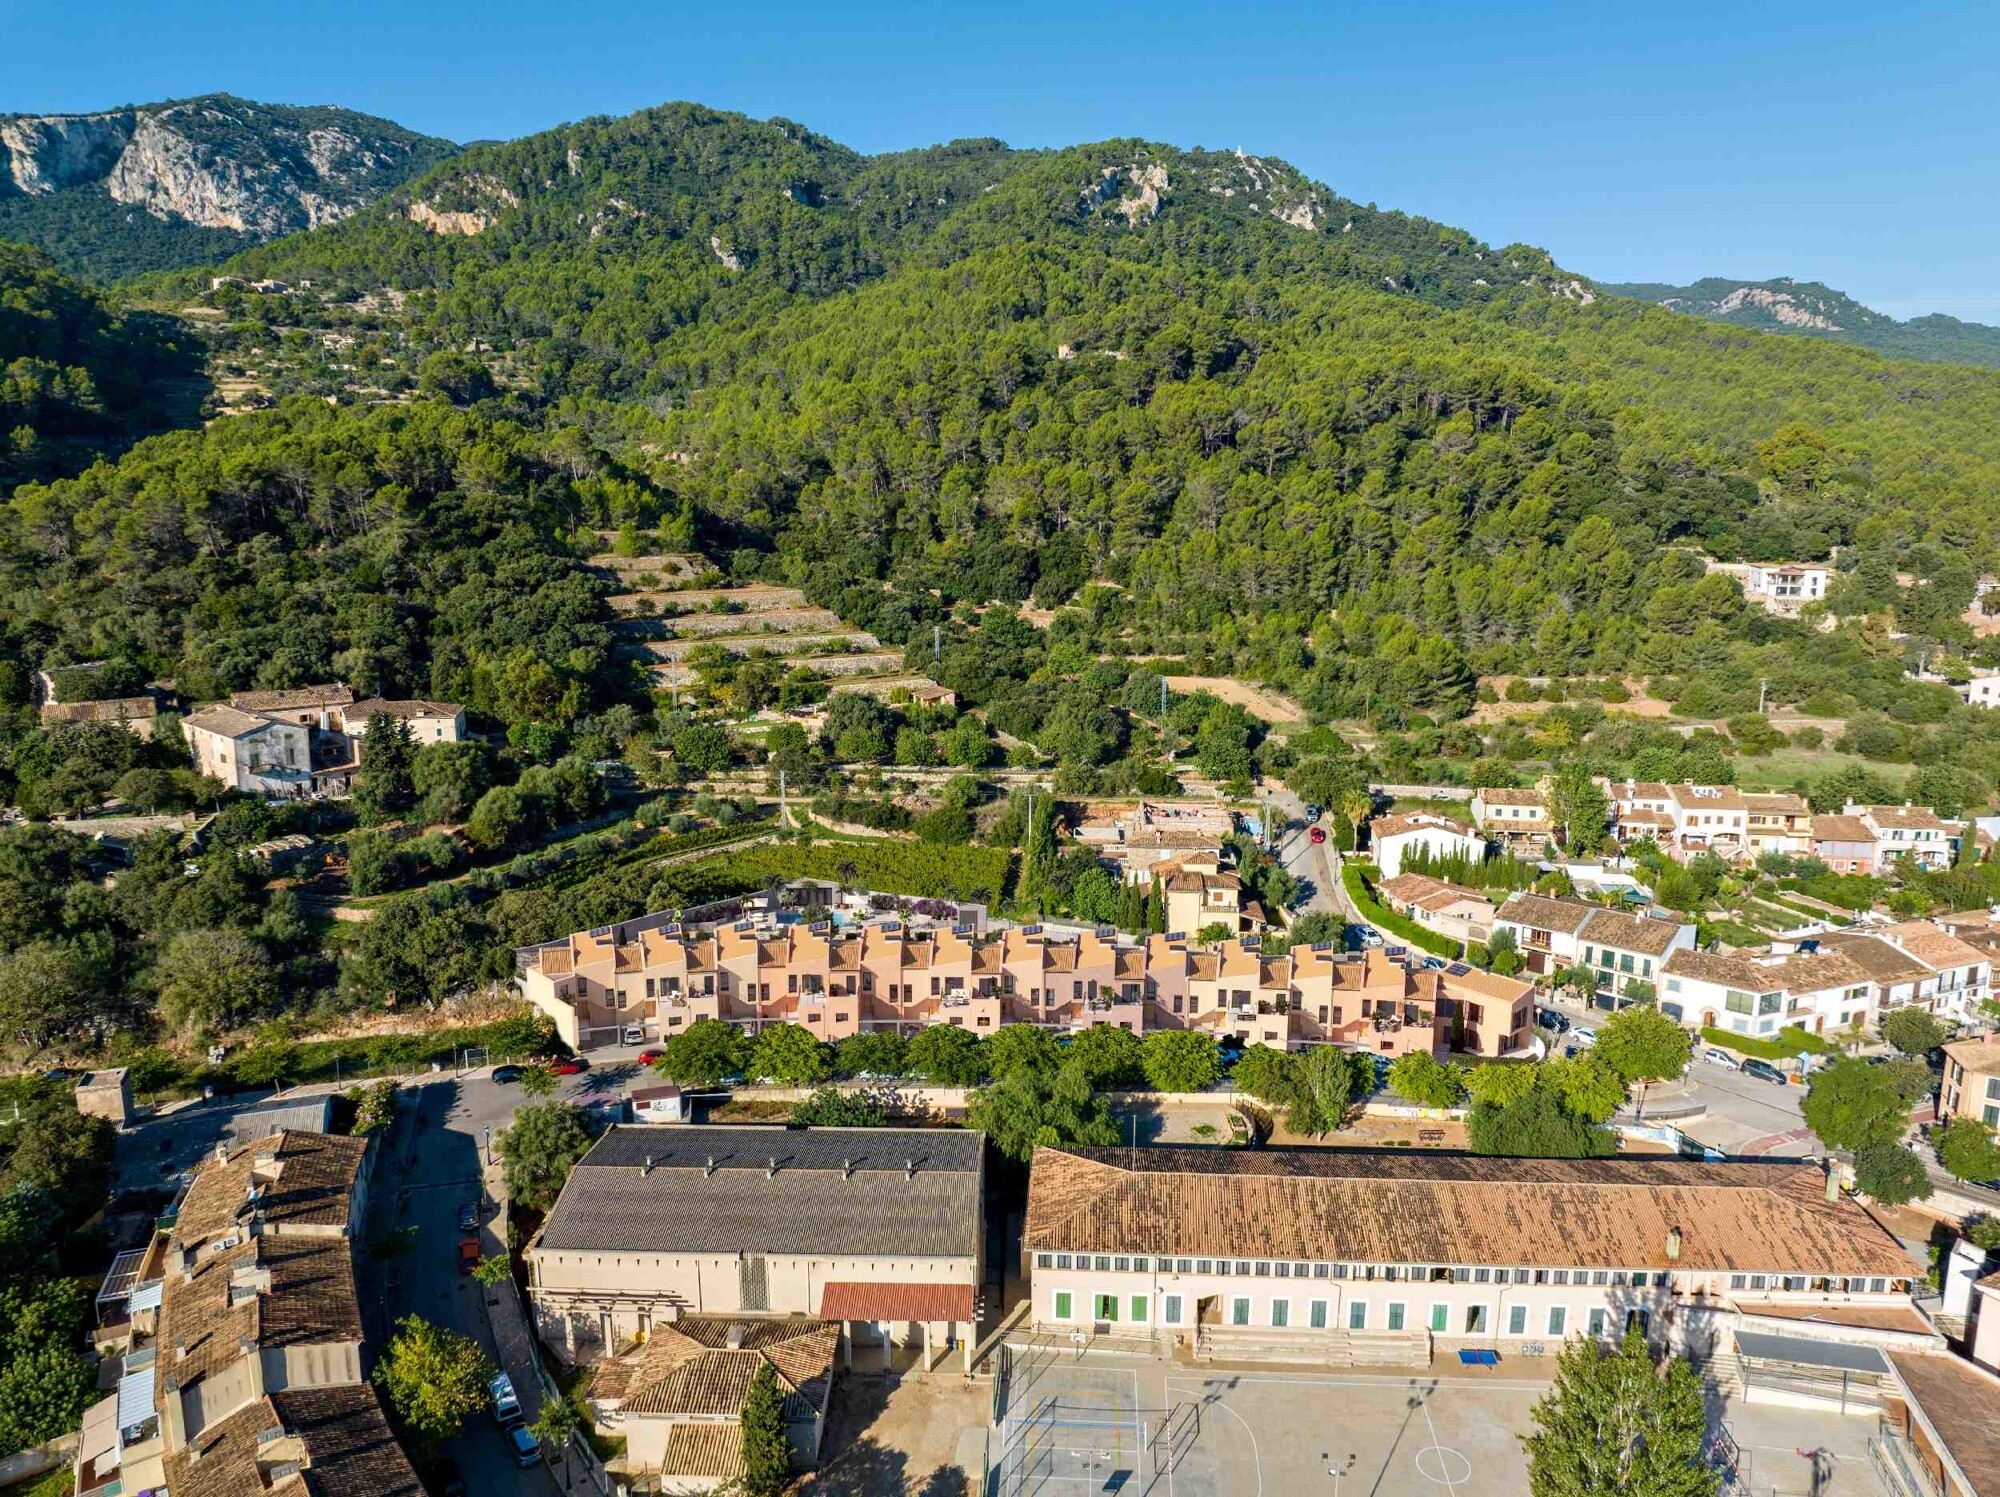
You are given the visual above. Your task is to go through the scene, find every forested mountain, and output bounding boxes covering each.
[0,242,202,489]
[0,94,456,280]
[7,99,2000,742]
[1600,275,2000,369]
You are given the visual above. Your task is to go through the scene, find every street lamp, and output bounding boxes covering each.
[1325,1452,1356,1496]
[482,1126,491,1166]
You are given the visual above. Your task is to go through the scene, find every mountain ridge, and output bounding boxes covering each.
[1599,274,2000,368]
[0,93,456,280]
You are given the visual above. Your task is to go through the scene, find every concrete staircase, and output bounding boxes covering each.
[1194,1325,1430,1367]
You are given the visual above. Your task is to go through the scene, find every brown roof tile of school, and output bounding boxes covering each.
[1885,1352,2000,1497]
[1024,1148,1912,1276]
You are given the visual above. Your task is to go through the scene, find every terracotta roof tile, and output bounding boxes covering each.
[663,1422,746,1479]
[1577,908,1687,958]
[1024,1148,1912,1276]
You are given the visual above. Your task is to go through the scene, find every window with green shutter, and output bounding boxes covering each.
[1054,1292,1072,1320]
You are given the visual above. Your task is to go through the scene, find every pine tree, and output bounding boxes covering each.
[1522,1330,1717,1497]
[739,1361,792,1497]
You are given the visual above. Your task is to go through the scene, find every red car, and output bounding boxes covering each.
[637,1049,666,1066]
[457,1238,482,1275]
[1308,825,1327,844]
[547,1057,589,1076]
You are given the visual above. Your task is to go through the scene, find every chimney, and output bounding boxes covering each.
[726,1324,747,1349]
[1665,1227,1681,1262]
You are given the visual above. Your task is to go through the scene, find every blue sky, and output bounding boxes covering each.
[4,0,1996,320]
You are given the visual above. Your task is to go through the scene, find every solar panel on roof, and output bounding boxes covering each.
[1163,931,1184,942]
[1385,946,1407,958]
[1095,926,1116,939]
[1445,962,1471,976]
[1311,941,1334,952]
[1020,924,1041,936]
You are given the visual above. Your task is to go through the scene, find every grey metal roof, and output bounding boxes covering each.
[534,1125,983,1260]
[1735,1329,1888,1374]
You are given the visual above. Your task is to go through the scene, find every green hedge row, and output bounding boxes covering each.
[719,840,1014,903]
[1341,861,1464,960]
[1697,1024,1833,1061]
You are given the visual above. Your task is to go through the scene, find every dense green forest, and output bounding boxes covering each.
[0,242,202,489]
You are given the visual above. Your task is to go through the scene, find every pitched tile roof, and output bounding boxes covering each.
[228,684,354,712]
[1812,932,1932,985]
[1372,812,1476,841]
[1494,893,1595,935]
[41,696,160,724]
[1661,946,1871,995]
[532,1126,982,1259]
[343,698,462,720]
[184,704,282,739]
[663,1422,747,1480]
[174,1132,366,1244]
[1811,815,1875,844]
[1024,1148,1912,1276]
[1944,1037,2000,1078]
[602,1317,837,1422]
[818,1281,976,1324]
[1878,922,1988,971]
[1474,788,1545,807]
[1577,907,1686,958]
[1742,793,1811,816]
[163,1387,422,1497]
[1858,804,1955,833]
[1733,1300,1935,1336]
[1885,1352,2000,1497]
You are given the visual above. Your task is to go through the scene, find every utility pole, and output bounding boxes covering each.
[932,624,941,662]
[1159,676,1168,717]
[1757,678,1768,715]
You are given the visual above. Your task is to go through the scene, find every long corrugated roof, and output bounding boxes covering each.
[1024,1148,1912,1275]
[533,1125,982,1259]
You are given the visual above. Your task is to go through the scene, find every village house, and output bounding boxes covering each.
[1811,813,1880,875]
[1372,874,1498,947]
[1367,810,1487,880]
[1024,1148,1929,1394]
[183,683,464,798]
[1469,787,1549,855]
[516,906,1535,1060]
[1742,792,1816,859]
[1161,859,1267,937]
[73,1131,419,1497]
[1069,799,1237,884]
[1704,559,1833,617]
[1941,1033,2000,1128]
[1954,672,2000,709]
[1491,893,1696,997]
[526,1125,983,1380]
[1845,803,1964,872]
[1661,946,1876,1038]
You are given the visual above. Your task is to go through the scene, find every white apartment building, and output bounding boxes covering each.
[1469,787,1549,854]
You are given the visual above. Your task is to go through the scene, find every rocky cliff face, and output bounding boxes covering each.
[0,93,455,249]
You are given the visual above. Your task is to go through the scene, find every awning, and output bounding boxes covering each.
[1735,1329,1889,1374]
[116,1363,158,1434]
[819,1281,976,1324]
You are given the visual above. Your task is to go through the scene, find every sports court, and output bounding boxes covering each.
[992,1348,1541,1496]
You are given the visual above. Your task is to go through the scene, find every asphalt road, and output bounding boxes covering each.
[1265,787,1353,924]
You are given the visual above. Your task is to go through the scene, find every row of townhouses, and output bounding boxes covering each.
[522,1120,2000,1497]
[517,906,1538,1060]
[75,1130,422,1497]
[1470,782,1965,872]
[1491,891,1993,1033]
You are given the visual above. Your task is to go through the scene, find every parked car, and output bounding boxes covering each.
[1740,1058,1788,1085]
[1702,1047,1739,1070]
[1304,803,1323,822]
[456,1238,481,1275]
[1535,1007,1570,1034]
[508,1425,541,1468]
[432,1458,468,1497]
[1569,1027,1598,1047]
[620,1025,645,1045]
[456,1202,480,1235]
[491,1064,525,1084]
[1308,825,1327,845]
[548,1057,589,1076]
[491,1372,522,1427]
[637,1048,666,1065]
